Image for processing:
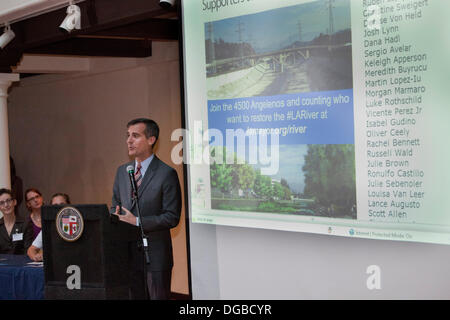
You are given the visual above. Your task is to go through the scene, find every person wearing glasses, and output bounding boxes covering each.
[0,188,29,254]
[23,188,44,246]
[27,193,71,262]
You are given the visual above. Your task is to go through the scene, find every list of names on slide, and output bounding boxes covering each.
[362,0,429,223]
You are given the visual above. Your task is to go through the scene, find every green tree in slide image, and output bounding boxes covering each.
[210,147,233,194]
[302,144,356,218]
[233,163,256,196]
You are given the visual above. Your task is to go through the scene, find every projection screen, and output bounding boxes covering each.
[180,0,450,246]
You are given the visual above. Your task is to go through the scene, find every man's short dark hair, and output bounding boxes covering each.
[0,188,13,198]
[127,118,159,143]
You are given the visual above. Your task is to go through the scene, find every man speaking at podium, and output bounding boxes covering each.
[111,118,181,300]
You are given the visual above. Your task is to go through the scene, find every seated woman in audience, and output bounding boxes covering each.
[27,192,70,262]
[50,193,71,206]
[0,188,30,254]
[23,188,44,250]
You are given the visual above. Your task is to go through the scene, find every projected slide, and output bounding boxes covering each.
[182,0,450,244]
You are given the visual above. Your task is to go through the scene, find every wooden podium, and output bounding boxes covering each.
[42,204,147,299]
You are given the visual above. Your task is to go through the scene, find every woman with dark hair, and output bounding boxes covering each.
[23,188,44,248]
[0,188,29,254]
[27,192,71,262]
[50,193,71,205]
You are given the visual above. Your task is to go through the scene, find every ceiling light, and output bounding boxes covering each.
[0,23,15,49]
[60,1,81,32]
[159,0,176,9]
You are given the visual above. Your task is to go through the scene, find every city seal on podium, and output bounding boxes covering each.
[56,206,84,242]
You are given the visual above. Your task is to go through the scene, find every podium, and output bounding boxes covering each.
[42,204,147,299]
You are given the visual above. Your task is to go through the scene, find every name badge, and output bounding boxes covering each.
[12,233,23,242]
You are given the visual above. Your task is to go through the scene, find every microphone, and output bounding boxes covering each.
[126,165,138,199]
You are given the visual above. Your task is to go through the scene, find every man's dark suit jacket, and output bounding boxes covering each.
[112,156,181,272]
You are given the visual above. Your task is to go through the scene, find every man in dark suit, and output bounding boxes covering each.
[111,118,181,300]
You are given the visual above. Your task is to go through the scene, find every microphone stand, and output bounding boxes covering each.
[128,168,151,299]
[131,188,151,300]
[132,189,150,265]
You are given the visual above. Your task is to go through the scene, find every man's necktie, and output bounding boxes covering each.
[135,162,142,188]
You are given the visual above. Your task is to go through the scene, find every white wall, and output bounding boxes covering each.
[190,223,450,299]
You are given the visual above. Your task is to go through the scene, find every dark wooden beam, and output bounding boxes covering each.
[84,18,179,41]
[25,38,152,57]
[0,49,23,72]
[86,0,99,26]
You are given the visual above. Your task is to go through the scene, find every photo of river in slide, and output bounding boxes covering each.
[205,0,353,99]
